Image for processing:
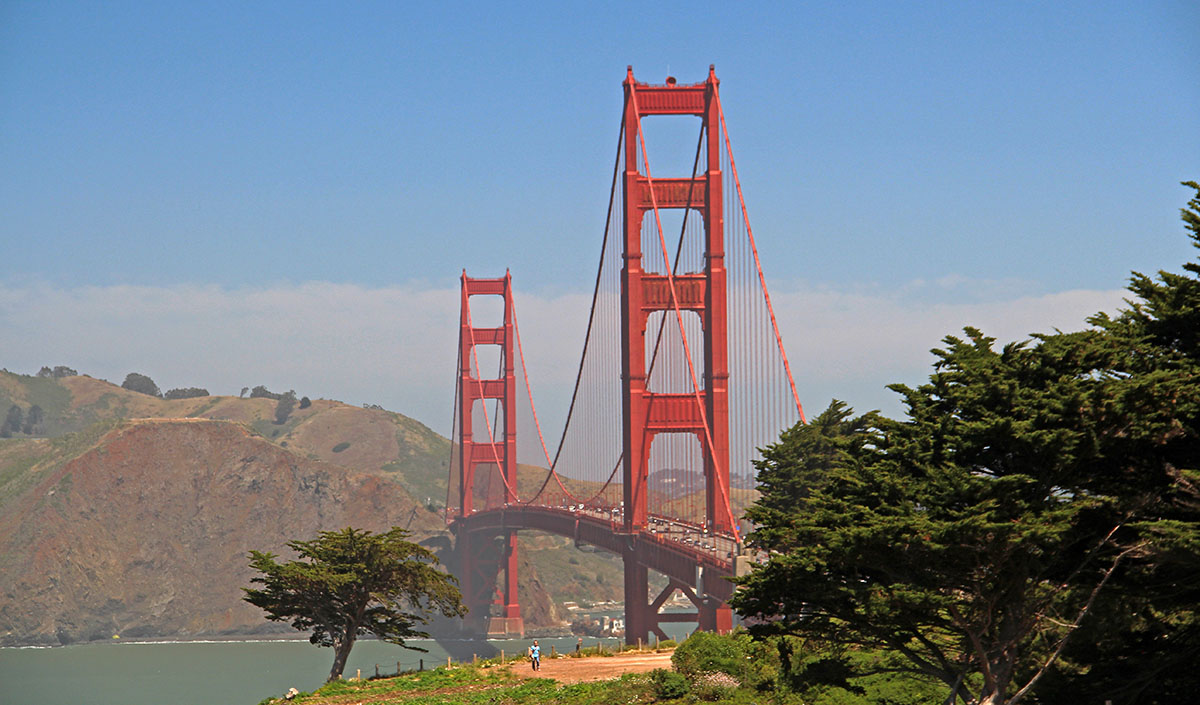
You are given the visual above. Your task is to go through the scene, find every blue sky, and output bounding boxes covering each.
[2,1,1198,431]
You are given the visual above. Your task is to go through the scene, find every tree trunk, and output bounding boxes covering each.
[327,635,357,682]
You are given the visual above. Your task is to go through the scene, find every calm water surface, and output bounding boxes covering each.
[1,627,693,705]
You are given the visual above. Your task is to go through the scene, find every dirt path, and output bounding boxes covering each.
[506,650,674,684]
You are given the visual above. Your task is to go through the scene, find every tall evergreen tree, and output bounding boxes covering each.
[734,183,1200,705]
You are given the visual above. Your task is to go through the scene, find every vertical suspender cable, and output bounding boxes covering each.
[714,87,806,424]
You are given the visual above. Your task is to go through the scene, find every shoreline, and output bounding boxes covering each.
[1,628,582,650]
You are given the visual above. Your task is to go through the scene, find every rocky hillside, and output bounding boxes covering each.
[0,417,449,646]
[0,370,710,645]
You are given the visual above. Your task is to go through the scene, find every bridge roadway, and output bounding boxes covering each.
[450,505,740,604]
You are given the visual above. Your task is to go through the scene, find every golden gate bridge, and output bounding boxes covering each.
[447,66,805,645]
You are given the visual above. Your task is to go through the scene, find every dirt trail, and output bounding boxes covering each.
[507,650,674,684]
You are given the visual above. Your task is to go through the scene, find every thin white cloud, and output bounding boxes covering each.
[772,284,1127,417]
[0,280,1128,433]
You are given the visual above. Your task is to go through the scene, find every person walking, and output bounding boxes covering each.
[528,639,541,671]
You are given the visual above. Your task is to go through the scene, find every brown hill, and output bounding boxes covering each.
[1,372,453,511]
[0,371,608,645]
[0,419,443,646]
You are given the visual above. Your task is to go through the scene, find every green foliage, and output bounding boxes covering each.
[163,387,209,399]
[243,526,466,682]
[250,385,281,399]
[21,405,43,435]
[649,668,688,699]
[299,396,312,409]
[1032,181,1200,704]
[121,372,161,397]
[734,182,1200,705]
[1,405,22,438]
[332,442,350,453]
[274,390,297,424]
[36,366,77,378]
[671,631,747,682]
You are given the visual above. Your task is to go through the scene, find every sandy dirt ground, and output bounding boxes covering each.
[506,650,675,684]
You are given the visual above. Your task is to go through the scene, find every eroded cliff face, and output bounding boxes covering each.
[0,420,442,646]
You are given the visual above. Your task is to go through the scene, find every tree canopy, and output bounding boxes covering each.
[274,390,297,424]
[734,182,1200,705]
[243,526,465,682]
[121,372,161,397]
[163,387,209,400]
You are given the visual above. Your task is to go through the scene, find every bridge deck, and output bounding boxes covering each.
[450,506,738,602]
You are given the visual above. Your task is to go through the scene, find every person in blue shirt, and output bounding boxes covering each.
[528,640,541,671]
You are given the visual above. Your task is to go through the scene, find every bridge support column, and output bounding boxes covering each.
[487,530,524,638]
[698,599,733,634]
[623,551,649,646]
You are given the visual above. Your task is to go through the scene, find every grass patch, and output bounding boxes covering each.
[276,664,665,705]
[186,397,221,417]
[382,423,450,506]
[0,418,122,506]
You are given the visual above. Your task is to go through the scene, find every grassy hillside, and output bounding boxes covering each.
[0,370,452,508]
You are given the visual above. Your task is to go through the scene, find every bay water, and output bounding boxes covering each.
[1,626,693,705]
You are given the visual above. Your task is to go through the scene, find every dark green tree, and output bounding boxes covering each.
[250,385,280,400]
[736,337,1168,705]
[299,396,312,409]
[274,390,297,424]
[734,184,1200,705]
[1,405,22,437]
[243,526,465,682]
[1037,181,1200,704]
[163,387,210,400]
[21,405,43,435]
[121,372,161,397]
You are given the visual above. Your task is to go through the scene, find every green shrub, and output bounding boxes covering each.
[672,631,747,681]
[649,668,688,699]
[332,441,350,453]
[657,639,677,650]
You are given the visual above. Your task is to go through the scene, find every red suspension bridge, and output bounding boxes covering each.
[447,66,805,645]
